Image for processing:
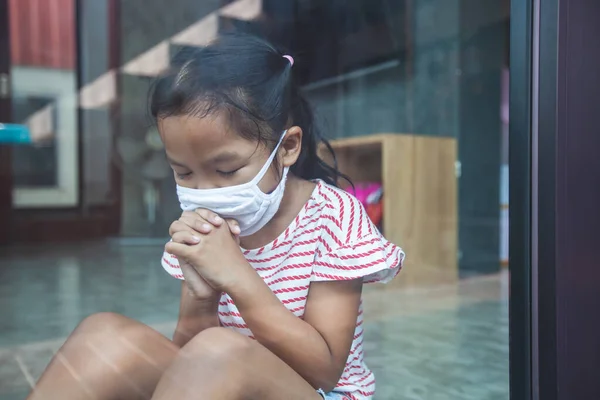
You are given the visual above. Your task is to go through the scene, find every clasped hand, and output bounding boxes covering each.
[166,209,250,298]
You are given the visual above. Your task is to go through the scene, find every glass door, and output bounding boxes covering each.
[5,0,78,209]
[0,0,11,244]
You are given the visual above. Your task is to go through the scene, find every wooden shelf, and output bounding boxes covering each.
[321,133,458,285]
[327,133,397,149]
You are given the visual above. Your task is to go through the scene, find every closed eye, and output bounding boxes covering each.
[176,171,192,180]
[217,167,242,177]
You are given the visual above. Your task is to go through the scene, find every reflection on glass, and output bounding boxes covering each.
[119,0,509,396]
[8,0,78,207]
[116,0,509,396]
[12,96,57,187]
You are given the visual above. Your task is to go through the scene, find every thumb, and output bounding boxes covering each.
[226,219,241,236]
[179,258,211,295]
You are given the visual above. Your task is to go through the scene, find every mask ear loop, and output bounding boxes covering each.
[250,130,289,185]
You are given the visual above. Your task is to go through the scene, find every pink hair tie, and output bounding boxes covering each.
[283,55,294,66]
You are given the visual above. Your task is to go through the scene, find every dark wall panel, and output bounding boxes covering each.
[535,0,600,398]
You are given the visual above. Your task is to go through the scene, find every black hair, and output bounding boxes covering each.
[149,33,347,187]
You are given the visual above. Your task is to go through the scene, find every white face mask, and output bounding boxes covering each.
[176,132,289,237]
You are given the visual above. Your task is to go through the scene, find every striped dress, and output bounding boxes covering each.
[162,180,405,399]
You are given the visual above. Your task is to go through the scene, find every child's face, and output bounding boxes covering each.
[158,113,299,192]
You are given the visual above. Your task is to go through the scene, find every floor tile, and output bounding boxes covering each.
[0,242,509,399]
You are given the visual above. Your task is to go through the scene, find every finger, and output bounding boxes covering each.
[169,220,205,240]
[179,215,212,234]
[171,231,201,245]
[169,220,185,236]
[178,260,207,294]
[169,220,202,236]
[225,219,241,236]
[180,211,213,232]
[194,209,223,226]
[182,209,221,228]
[165,241,193,260]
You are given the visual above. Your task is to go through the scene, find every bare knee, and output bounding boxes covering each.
[156,328,254,393]
[53,313,176,393]
[71,312,172,353]
[64,312,173,369]
[40,314,176,400]
[152,328,255,398]
[179,327,253,364]
[74,312,134,335]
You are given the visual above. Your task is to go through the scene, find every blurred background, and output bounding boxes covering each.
[0,0,510,399]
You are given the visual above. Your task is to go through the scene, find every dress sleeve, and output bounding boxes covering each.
[161,251,185,280]
[312,232,405,284]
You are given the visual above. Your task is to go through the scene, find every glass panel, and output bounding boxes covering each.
[11,96,57,187]
[115,0,510,396]
[78,0,118,209]
[0,0,511,398]
[7,0,78,208]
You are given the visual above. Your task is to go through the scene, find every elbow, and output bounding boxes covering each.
[310,365,344,393]
[318,383,338,395]
[314,378,340,394]
[309,350,349,392]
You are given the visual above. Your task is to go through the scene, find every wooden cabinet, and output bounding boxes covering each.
[321,134,458,286]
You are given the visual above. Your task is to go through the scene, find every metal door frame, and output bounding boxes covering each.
[0,0,13,245]
[510,0,600,398]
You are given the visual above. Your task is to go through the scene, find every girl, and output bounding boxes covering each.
[28,33,404,400]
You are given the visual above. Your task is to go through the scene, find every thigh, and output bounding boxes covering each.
[152,327,323,400]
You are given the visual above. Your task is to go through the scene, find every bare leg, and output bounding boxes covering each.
[152,327,322,400]
[27,312,179,400]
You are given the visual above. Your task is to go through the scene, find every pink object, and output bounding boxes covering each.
[346,182,382,207]
[283,55,294,66]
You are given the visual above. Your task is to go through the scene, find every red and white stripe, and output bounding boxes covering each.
[161,180,405,399]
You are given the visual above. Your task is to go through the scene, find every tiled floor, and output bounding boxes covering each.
[0,242,509,399]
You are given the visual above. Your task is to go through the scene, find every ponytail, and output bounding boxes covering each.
[290,95,348,186]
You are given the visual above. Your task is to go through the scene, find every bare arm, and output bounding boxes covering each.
[168,209,243,347]
[173,282,220,347]
[230,273,362,392]
[165,220,362,390]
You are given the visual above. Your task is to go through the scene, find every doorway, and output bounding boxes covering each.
[0,0,121,243]
[0,0,12,244]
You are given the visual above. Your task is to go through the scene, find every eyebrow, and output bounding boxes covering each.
[166,151,245,169]
[166,157,189,169]
[209,151,243,164]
